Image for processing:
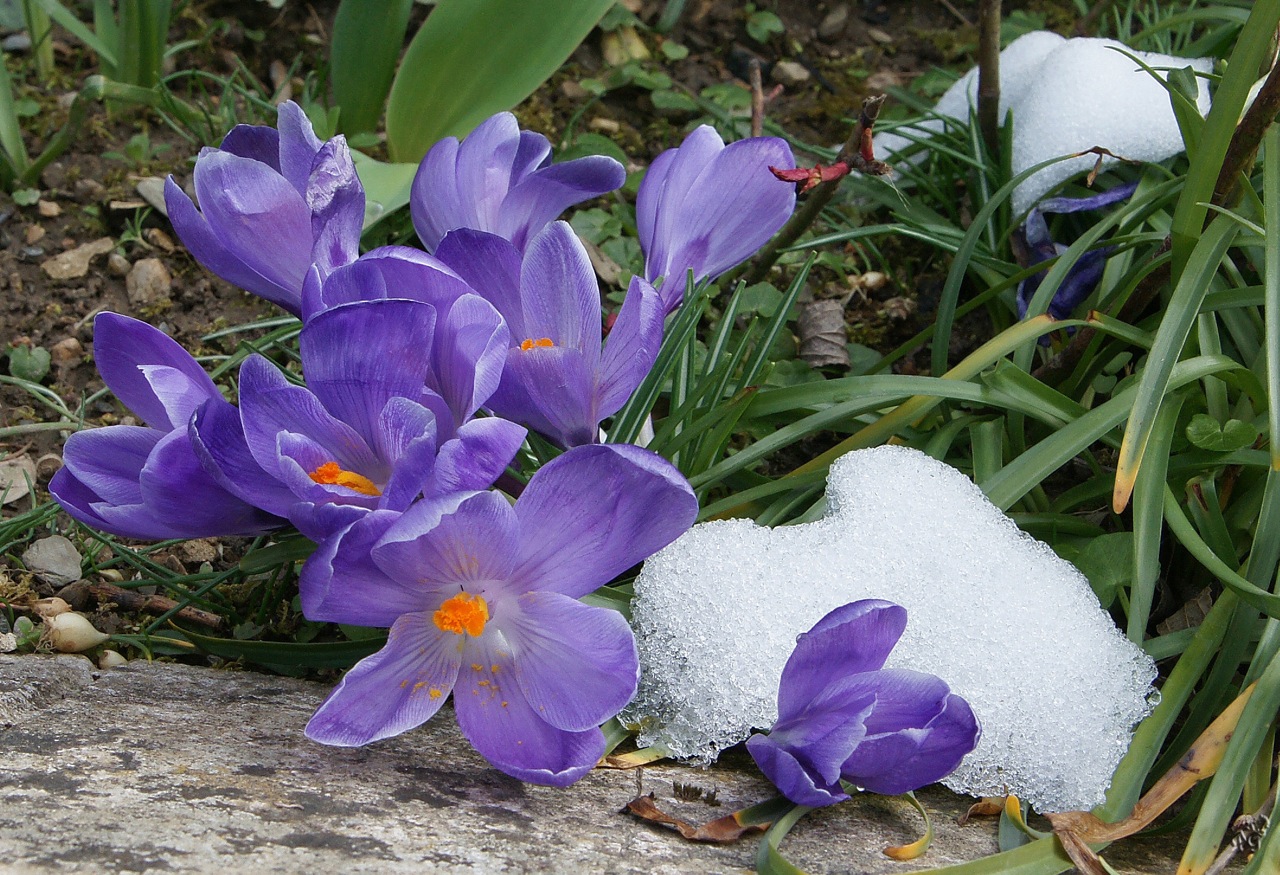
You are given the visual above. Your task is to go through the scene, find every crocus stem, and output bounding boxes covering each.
[749,57,765,139]
[735,94,887,287]
[977,0,1002,156]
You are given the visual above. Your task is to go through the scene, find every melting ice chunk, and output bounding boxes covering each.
[623,446,1157,813]
[873,31,1214,217]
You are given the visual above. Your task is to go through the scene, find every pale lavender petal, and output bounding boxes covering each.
[165,176,301,314]
[306,612,461,746]
[275,100,324,196]
[746,732,851,808]
[373,491,518,590]
[190,396,297,517]
[506,591,638,731]
[634,147,677,267]
[638,125,723,281]
[499,156,626,251]
[305,245,474,319]
[434,230,525,337]
[453,632,606,787]
[453,112,522,232]
[431,294,509,424]
[275,431,384,510]
[299,509,427,625]
[596,276,663,418]
[92,312,219,431]
[434,417,526,494]
[519,222,600,357]
[510,444,697,597]
[511,130,552,182]
[307,137,364,276]
[842,693,979,796]
[488,345,597,447]
[58,426,157,507]
[410,135,463,252]
[777,601,906,720]
[299,299,438,447]
[377,398,440,511]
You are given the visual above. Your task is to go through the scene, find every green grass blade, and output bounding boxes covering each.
[31,0,117,68]
[1128,394,1184,642]
[385,0,613,162]
[331,0,414,136]
[179,629,387,670]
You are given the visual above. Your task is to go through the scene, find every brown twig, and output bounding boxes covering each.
[1214,56,1280,207]
[735,95,888,287]
[89,581,226,630]
[749,58,764,139]
[977,0,1002,156]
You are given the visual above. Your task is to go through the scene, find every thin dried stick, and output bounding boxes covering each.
[977,0,1002,155]
[749,58,764,139]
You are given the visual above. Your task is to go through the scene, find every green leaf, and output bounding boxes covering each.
[385,0,614,162]
[29,0,117,67]
[1070,532,1134,608]
[7,344,50,382]
[330,0,414,136]
[1185,414,1259,452]
[660,39,688,60]
[350,151,419,228]
[179,628,386,670]
[745,9,783,43]
[11,187,38,205]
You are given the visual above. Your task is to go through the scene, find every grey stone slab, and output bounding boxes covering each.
[0,655,1211,874]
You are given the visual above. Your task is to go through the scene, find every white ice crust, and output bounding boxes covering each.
[623,445,1157,813]
[873,32,1214,216]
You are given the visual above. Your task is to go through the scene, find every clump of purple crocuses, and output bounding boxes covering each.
[51,102,974,795]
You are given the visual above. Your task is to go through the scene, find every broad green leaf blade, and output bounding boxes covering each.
[350,151,419,228]
[385,0,613,162]
[1113,214,1238,511]
[331,0,414,136]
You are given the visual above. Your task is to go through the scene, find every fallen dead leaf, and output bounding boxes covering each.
[41,237,114,280]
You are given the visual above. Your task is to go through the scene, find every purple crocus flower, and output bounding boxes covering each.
[410,111,626,254]
[303,443,699,787]
[1015,181,1138,320]
[164,101,364,316]
[637,125,796,312]
[437,222,664,448]
[192,297,523,542]
[747,600,979,807]
[49,313,282,540]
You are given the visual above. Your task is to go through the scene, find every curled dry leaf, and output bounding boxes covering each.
[0,456,38,505]
[623,794,768,843]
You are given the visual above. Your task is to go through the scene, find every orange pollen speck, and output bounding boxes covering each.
[308,461,381,496]
[519,337,555,351]
[433,592,489,637]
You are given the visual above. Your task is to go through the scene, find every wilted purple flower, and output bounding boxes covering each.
[192,297,523,541]
[437,222,664,448]
[165,101,364,316]
[747,600,979,807]
[1015,181,1138,320]
[637,125,796,311]
[304,443,699,787]
[49,313,282,540]
[410,111,626,254]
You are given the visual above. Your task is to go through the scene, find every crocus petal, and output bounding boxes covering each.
[499,156,626,251]
[48,465,117,533]
[299,509,429,625]
[91,312,220,431]
[510,444,697,597]
[299,299,438,447]
[434,230,526,338]
[57,426,157,509]
[304,245,474,320]
[505,591,638,732]
[511,130,553,182]
[373,491,519,590]
[596,275,664,418]
[745,732,851,808]
[307,137,364,276]
[377,398,441,511]
[638,125,723,280]
[431,294,509,425]
[453,112,523,232]
[842,693,980,796]
[453,631,606,787]
[1038,181,1139,216]
[488,345,596,448]
[410,136,463,252]
[194,150,315,291]
[190,396,297,518]
[519,222,600,358]
[218,124,280,169]
[275,100,324,197]
[434,417,527,494]
[777,601,907,720]
[306,612,461,746]
[165,176,301,314]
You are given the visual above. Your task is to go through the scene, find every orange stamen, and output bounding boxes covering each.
[433,592,489,637]
[308,461,381,496]
[519,337,555,351]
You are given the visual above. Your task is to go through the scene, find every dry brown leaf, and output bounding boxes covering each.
[797,299,849,369]
[623,794,768,843]
[957,797,1005,825]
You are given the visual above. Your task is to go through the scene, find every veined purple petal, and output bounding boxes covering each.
[500,156,626,251]
[638,125,723,280]
[165,176,302,314]
[434,230,525,338]
[506,591,638,732]
[777,601,906,720]
[92,312,220,431]
[190,396,296,518]
[410,136,463,252]
[218,124,280,170]
[193,151,314,304]
[518,222,600,357]
[431,294,509,425]
[745,732,851,808]
[453,112,523,233]
[453,631,606,787]
[307,137,364,276]
[275,431,385,511]
[841,693,980,796]
[373,491,519,591]
[306,612,461,746]
[510,444,697,597]
[596,276,664,418]
[299,298,438,447]
[275,100,324,197]
[58,426,156,508]
[377,397,440,511]
[299,509,427,625]
[511,130,553,182]
[48,465,118,533]
[1038,181,1139,216]
[488,345,597,448]
[434,417,527,494]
